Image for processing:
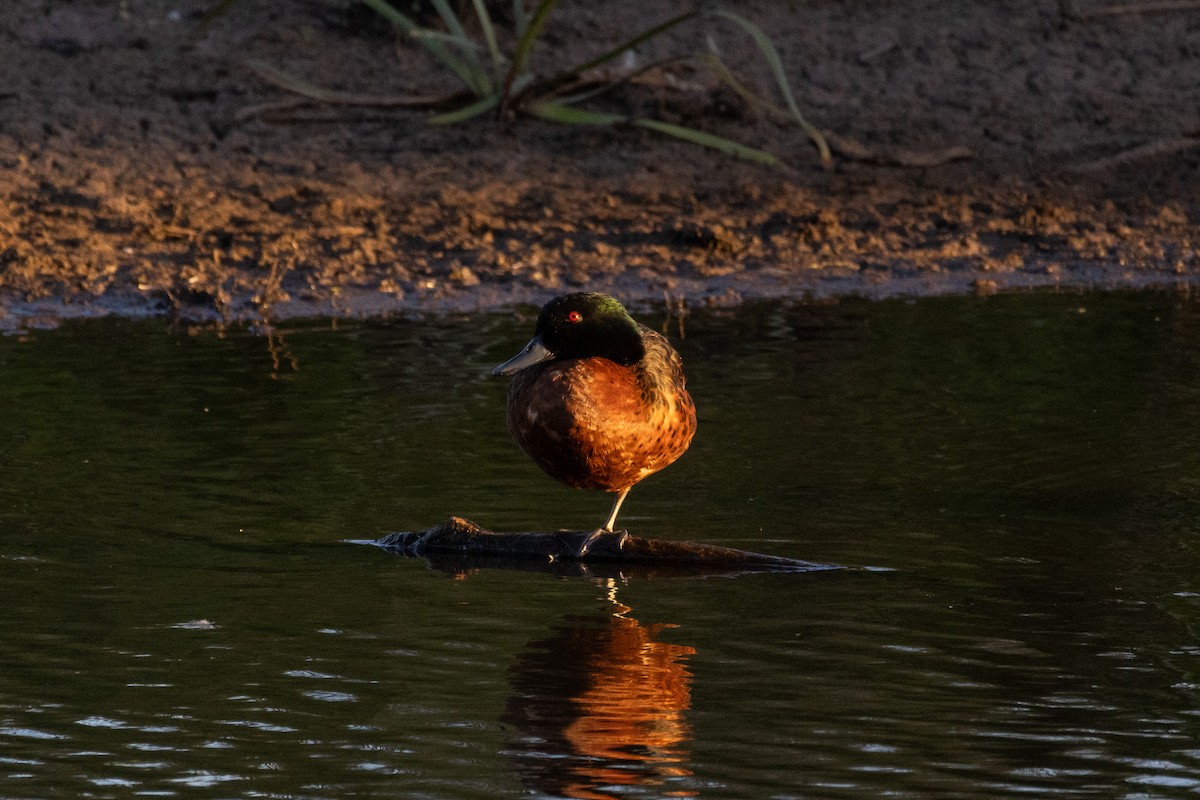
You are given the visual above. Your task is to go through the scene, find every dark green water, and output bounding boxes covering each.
[4,291,1200,798]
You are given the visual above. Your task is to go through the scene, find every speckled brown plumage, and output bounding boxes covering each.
[505,324,695,492]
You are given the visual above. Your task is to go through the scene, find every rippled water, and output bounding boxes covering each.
[3,291,1200,798]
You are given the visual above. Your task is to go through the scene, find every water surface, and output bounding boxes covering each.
[3,291,1200,798]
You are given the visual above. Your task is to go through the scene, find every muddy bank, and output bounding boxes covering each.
[1,0,1199,327]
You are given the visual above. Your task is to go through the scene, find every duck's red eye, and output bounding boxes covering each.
[567,311,583,323]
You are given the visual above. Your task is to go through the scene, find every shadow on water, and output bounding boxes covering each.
[4,290,1200,797]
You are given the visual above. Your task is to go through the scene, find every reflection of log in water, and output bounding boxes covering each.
[503,610,696,799]
[372,516,839,577]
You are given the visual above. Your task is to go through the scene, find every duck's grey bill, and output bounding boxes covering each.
[492,336,555,376]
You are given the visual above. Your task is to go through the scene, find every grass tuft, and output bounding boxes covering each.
[230,0,830,168]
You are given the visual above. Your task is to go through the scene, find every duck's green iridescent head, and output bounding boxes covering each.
[492,293,645,376]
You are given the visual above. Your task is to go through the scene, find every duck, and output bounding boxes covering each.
[492,292,697,558]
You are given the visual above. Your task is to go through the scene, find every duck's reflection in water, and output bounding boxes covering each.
[503,593,696,799]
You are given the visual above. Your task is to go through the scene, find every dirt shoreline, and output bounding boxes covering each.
[2,0,1199,329]
[5,262,1200,331]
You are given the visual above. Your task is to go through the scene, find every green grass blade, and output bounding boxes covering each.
[633,119,782,166]
[408,25,492,96]
[546,58,678,105]
[410,28,486,49]
[512,0,528,38]
[414,34,492,96]
[710,10,802,119]
[410,25,496,90]
[360,0,490,96]
[710,9,831,166]
[427,93,500,124]
[560,11,696,81]
[502,0,561,101]
[704,51,791,122]
[429,0,470,42]
[358,0,419,34]
[248,59,459,107]
[528,102,625,125]
[471,0,505,80]
[530,102,782,166]
[428,0,493,92]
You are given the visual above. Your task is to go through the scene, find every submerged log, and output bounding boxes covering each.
[369,516,839,576]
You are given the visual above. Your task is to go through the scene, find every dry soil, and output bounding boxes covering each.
[2,0,1199,325]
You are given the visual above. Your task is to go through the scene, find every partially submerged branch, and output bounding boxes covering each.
[370,516,838,575]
